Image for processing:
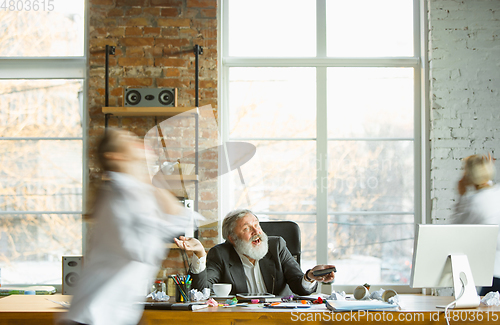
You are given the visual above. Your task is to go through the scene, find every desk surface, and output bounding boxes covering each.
[1,294,500,325]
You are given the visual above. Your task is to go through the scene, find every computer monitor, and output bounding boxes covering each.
[410,224,499,308]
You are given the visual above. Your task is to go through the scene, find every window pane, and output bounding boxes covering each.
[0,0,85,57]
[229,68,316,138]
[327,68,414,138]
[0,80,84,138]
[0,140,82,211]
[328,141,414,212]
[258,214,316,273]
[326,0,414,57]
[229,141,316,213]
[228,0,316,57]
[328,214,414,284]
[0,213,82,284]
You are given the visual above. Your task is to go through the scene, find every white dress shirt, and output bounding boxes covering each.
[236,251,268,293]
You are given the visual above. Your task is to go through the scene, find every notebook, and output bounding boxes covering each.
[326,300,398,311]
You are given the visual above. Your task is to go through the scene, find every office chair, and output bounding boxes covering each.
[259,221,301,266]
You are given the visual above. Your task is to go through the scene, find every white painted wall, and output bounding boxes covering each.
[429,0,500,222]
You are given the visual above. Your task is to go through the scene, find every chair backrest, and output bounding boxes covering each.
[259,221,301,266]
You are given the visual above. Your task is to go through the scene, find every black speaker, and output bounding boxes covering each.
[125,88,177,107]
[62,256,83,295]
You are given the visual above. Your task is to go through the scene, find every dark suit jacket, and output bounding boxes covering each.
[190,236,317,296]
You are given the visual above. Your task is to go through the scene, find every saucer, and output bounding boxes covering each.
[211,295,235,299]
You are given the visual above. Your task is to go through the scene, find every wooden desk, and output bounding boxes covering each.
[1,294,500,325]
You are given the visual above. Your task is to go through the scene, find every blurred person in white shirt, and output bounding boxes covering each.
[61,129,196,325]
[453,153,500,296]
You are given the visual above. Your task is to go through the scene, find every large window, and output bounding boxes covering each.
[221,0,421,286]
[0,0,86,285]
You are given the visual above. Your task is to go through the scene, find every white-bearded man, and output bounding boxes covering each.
[175,209,336,296]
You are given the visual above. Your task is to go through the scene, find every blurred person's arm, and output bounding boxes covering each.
[154,188,183,215]
[99,187,163,264]
[154,188,207,243]
[453,188,484,224]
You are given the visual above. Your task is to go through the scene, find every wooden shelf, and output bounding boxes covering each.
[151,174,198,193]
[102,106,198,117]
[162,174,198,181]
[101,174,197,182]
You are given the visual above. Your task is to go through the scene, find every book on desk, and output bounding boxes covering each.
[0,286,57,296]
[138,302,209,311]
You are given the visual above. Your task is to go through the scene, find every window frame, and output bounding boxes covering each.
[219,0,429,292]
[0,4,88,290]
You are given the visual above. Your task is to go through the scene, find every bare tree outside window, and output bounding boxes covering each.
[226,66,415,285]
[0,1,84,284]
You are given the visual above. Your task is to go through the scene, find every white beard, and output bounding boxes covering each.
[233,232,269,261]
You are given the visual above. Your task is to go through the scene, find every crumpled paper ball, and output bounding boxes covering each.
[190,288,211,301]
[370,288,385,300]
[387,294,400,305]
[481,291,500,306]
[369,288,398,304]
[326,290,346,301]
[146,291,169,301]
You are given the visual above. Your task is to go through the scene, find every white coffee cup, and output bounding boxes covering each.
[382,289,397,302]
[353,285,369,300]
[213,283,232,297]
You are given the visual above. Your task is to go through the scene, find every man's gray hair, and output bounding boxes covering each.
[222,209,256,241]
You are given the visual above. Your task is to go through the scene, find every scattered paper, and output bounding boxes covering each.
[326,291,346,301]
[146,291,169,301]
[326,300,398,311]
[191,304,209,311]
[190,288,211,301]
[46,299,71,308]
[207,298,218,307]
[369,288,384,300]
[481,291,500,306]
[387,295,400,305]
[368,289,400,306]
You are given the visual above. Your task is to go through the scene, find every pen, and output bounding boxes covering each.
[172,275,189,301]
[239,298,265,303]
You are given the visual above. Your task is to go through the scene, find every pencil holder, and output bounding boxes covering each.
[175,282,191,302]
[167,277,176,297]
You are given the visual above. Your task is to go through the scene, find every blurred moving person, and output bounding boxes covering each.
[61,129,196,325]
[453,153,500,296]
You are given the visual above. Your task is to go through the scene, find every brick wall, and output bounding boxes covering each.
[429,0,500,222]
[87,0,218,278]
